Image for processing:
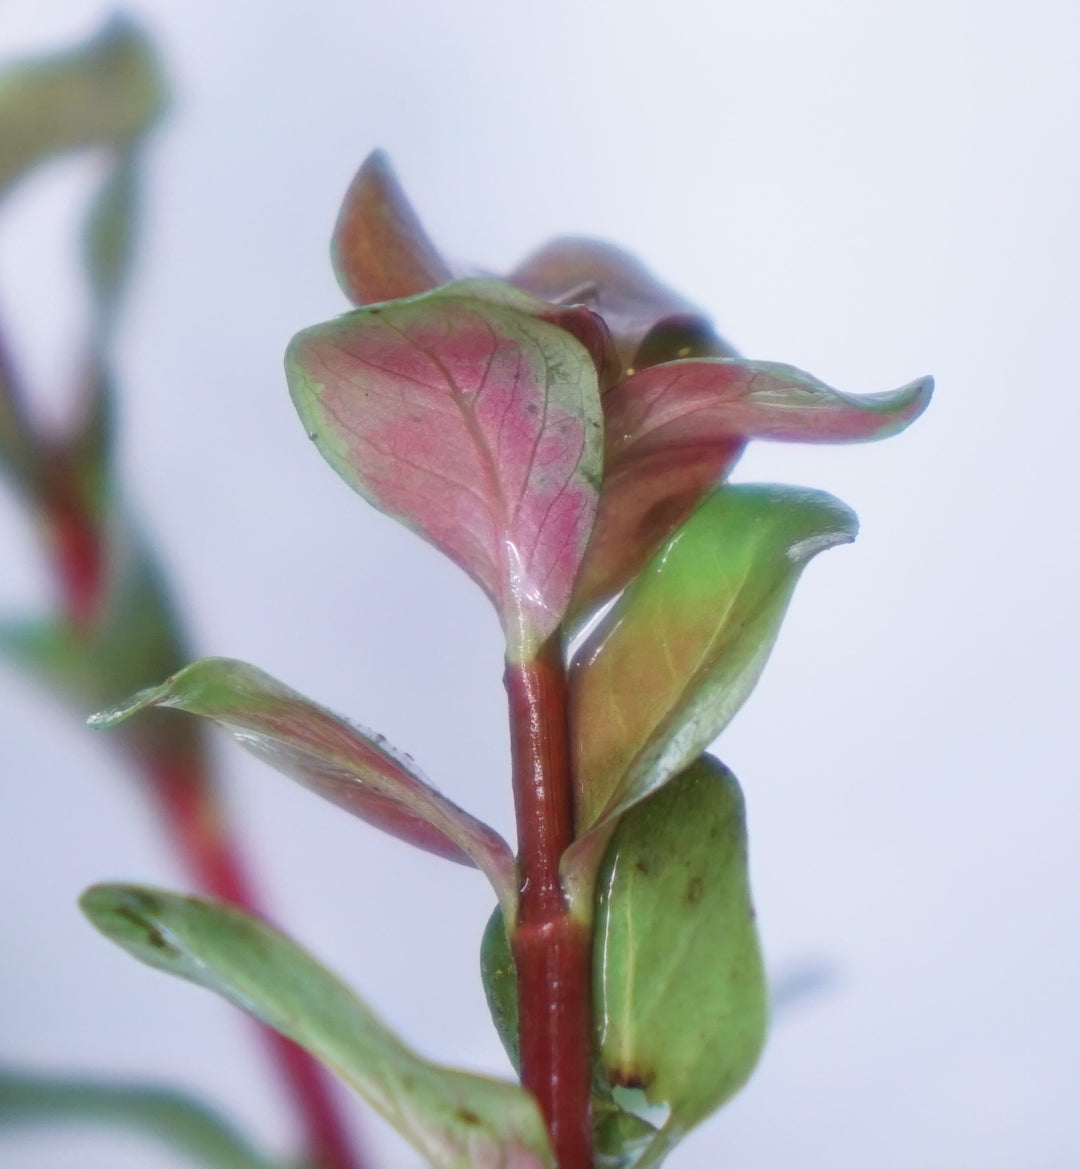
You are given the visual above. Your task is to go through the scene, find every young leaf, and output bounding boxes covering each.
[286,282,604,660]
[331,150,454,306]
[0,14,165,199]
[592,757,768,1169]
[568,361,932,630]
[81,886,555,1169]
[509,238,737,372]
[568,484,858,838]
[89,657,517,913]
[0,1070,277,1169]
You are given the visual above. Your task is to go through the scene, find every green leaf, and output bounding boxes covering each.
[0,1069,277,1169]
[479,906,520,1072]
[0,14,165,200]
[568,484,858,839]
[286,281,604,660]
[89,657,517,913]
[591,1097,659,1169]
[592,757,768,1169]
[83,149,141,334]
[0,15,164,512]
[81,886,555,1169]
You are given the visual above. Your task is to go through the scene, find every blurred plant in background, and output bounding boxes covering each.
[0,16,930,1169]
[0,19,364,1169]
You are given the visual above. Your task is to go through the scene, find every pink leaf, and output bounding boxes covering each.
[509,237,737,371]
[287,282,604,659]
[568,360,932,628]
[90,658,518,913]
[331,150,453,306]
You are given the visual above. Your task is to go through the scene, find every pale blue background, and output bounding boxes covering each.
[1,2,1077,1167]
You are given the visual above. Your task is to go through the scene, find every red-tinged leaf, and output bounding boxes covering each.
[453,279,620,391]
[89,658,518,913]
[567,362,932,631]
[331,150,454,306]
[567,486,858,841]
[287,283,604,660]
[509,237,736,372]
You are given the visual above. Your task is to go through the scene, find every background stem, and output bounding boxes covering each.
[505,639,593,1169]
[145,752,363,1169]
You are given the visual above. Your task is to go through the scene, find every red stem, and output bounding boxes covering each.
[505,639,593,1169]
[145,750,364,1169]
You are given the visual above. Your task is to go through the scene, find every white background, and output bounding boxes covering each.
[1,2,1077,1168]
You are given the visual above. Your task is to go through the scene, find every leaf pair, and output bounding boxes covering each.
[80,886,554,1169]
[480,757,767,1169]
[292,153,931,662]
[330,151,737,373]
[286,283,929,666]
[85,475,860,927]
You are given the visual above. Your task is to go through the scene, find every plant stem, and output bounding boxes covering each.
[506,638,593,1169]
[31,459,368,1169]
[0,317,39,489]
[40,461,105,632]
[145,748,365,1169]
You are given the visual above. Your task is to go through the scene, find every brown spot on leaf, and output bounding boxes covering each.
[115,906,172,952]
[685,876,704,905]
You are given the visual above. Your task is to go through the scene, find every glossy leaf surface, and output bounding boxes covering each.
[0,1070,276,1169]
[90,657,516,911]
[332,150,454,306]
[593,757,767,1169]
[287,282,604,659]
[568,361,932,630]
[81,886,554,1169]
[569,485,858,837]
[509,238,737,372]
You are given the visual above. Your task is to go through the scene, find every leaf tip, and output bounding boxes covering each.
[891,373,934,429]
[79,883,177,958]
[785,524,858,564]
[86,679,167,729]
